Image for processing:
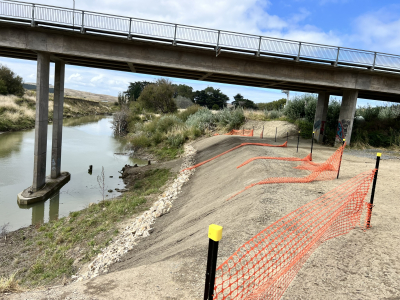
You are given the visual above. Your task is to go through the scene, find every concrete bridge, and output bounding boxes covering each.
[1,0,400,199]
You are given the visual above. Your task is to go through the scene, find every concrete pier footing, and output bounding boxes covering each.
[336,90,358,145]
[17,172,71,205]
[313,92,330,144]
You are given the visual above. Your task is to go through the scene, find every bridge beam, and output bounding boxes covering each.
[336,90,358,145]
[313,92,330,144]
[51,60,65,179]
[32,51,50,191]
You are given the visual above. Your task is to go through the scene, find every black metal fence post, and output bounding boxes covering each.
[366,153,381,229]
[311,132,314,154]
[297,131,300,153]
[204,224,223,300]
[287,132,288,143]
[261,125,264,139]
[336,139,345,179]
[275,127,277,142]
[242,127,244,136]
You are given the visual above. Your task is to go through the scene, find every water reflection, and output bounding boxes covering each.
[0,131,24,159]
[18,192,60,226]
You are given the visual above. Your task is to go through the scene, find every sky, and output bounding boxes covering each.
[2,0,400,106]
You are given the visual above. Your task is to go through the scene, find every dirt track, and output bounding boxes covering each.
[4,133,400,299]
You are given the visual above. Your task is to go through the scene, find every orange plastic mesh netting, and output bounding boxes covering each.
[237,153,312,169]
[226,129,254,137]
[213,169,376,300]
[227,143,346,200]
[181,142,288,172]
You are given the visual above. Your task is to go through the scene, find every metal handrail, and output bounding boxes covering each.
[1,0,400,73]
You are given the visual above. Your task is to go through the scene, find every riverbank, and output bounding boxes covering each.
[0,156,182,290]
[0,92,114,132]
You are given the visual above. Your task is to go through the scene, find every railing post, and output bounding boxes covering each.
[128,18,132,40]
[256,36,262,57]
[80,11,85,33]
[31,4,35,27]
[204,224,222,300]
[173,24,177,46]
[311,131,314,154]
[296,42,301,62]
[366,153,381,229]
[334,47,340,67]
[371,52,377,71]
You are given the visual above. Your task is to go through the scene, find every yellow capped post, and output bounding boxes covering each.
[367,151,382,228]
[377,153,382,157]
[208,224,223,242]
[204,224,223,299]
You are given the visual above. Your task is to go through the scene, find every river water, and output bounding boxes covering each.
[0,115,147,231]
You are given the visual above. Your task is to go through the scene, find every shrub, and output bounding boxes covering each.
[212,104,220,110]
[137,78,177,113]
[215,108,245,130]
[130,134,151,149]
[266,110,283,119]
[177,105,201,122]
[185,107,215,130]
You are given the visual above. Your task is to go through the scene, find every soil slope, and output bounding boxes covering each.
[4,135,400,299]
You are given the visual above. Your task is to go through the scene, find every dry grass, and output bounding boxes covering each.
[0,273,22,293]
[243,109,267,121]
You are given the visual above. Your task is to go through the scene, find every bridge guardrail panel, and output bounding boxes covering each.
[300,44,337,62]
[176,25,218,46]
[375,53,400,70]
[0,1,31,19]
[130,19,175,39]
[260,38,299,57]
[84,12,129,33]
[35,6,73,25]
[219,32,260,51]
[338,48,375,66]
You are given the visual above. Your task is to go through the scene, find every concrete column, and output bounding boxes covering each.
[31,201,45,225]
[313,92,330,144]
[336,90,358,145]
[51,61,65,179]
[32,52,50,191]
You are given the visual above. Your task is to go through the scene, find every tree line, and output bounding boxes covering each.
[120,78,286,113]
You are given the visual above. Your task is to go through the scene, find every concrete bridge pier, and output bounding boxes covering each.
[17,53,70,205]
[51,60,65,179]
[313,92,330,144]
[336,90,358,145]
[32,52,50,192]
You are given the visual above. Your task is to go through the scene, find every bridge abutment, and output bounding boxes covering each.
[336,90,358,145]
[313,92,330,144]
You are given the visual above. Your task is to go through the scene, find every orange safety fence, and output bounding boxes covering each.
[181,142,288,172]
[227,143,346,200]
[226,129,254,137]
[237,153,312,169]
[214,169,376,300]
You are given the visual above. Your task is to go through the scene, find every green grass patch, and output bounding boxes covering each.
[13,168,171,288]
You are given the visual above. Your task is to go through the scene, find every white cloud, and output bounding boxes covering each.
[348,7,400,54]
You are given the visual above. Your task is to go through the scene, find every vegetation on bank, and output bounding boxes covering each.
[0,91,112,132]
[0,168,172,289]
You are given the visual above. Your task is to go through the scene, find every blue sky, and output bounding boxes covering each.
[1,0,400,106]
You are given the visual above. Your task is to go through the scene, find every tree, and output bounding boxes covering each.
[0,65,24,96]
[232,93,257,109]
[138,78,177,113]
[117,92,126,106]
[212,104,220,110]
[125,81,151,102]
[173,84,194,100]
[193,87,229,109]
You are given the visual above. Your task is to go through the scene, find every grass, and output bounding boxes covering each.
[5,168,171,288]
[0,273,21,293]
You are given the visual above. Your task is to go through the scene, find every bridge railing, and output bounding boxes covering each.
[1,0,400,73]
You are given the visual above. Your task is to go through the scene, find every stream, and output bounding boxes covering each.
[0,115,147,231]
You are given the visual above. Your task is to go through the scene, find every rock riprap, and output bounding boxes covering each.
[76,144,196,281]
